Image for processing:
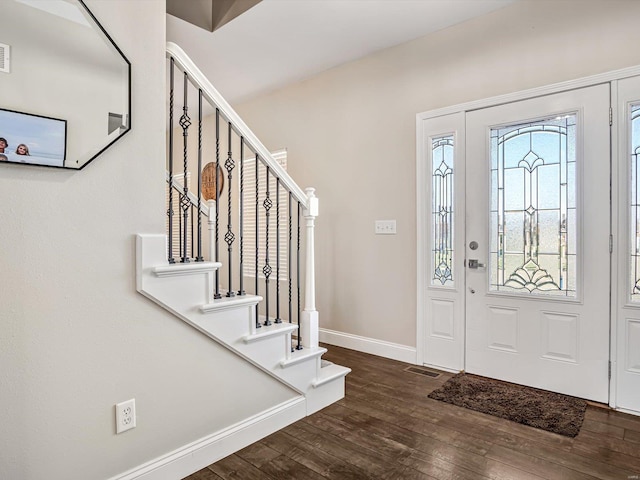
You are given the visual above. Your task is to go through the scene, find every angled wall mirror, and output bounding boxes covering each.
[0,0,130,169]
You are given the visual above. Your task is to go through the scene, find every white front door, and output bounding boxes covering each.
[465,84,611,402]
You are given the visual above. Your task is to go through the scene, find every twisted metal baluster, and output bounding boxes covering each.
[296,201,302,350]
[275,178,282,323]
[255,155,261,328]
[225,122,236,297]
[167,57,175,264]
[195,89,203,261]
[214,109,221,299]
[238,138,245,295]
[179,72,191,263]
[288,191,293,351]
[263,167,272,326]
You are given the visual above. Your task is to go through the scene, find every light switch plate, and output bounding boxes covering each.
[375,220,396,235]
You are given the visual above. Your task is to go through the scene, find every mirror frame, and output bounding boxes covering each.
[74,0,131,170]
[0,0,131,170]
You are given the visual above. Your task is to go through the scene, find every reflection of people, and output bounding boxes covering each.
[0,137,7,153]
[0,154,7,161]
[16,143,30,155]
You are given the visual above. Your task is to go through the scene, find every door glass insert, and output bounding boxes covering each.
[630,104,640,301]
[490,114,576,297]
[431,135,454,286]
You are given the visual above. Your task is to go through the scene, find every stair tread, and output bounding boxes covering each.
[244,322,298,343]
[201,294,262,313]
[154,261,221,277]
[280,346,327,368]
[313,364,351,388]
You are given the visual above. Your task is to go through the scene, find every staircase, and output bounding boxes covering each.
[136,234,349,416]
[135,42,349,472]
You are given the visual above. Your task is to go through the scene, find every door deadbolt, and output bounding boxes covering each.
[469,241,478,250]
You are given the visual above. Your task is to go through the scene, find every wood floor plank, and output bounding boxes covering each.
[581,419,626,439]
[398,449,492,480]
[184,467,223,480]
[586,407,640,433]
[235,441,281,468]
[187,345,640,480]
[489,433,636,480]
[323,403,492,476]
[625,429,640,444]
[207,454,273,480]
[284,420,428,479]
[486,444,599,480]
[258,454,327,480]
[573,429,640,459]
[259,429,369,479]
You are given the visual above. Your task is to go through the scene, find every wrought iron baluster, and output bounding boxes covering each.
[196,89,203,261]
[178,188,183,260]
[190,203,194,259]
[225,122,236,297]
[296,201,302,350]
[214,109,221,299]
[288,191,293,351]
[255,155,261,328]
[179,71,191,264]
[168,57,175,264]
[275,178,282,323]
[263,167,272,326]
[238,138,245,295]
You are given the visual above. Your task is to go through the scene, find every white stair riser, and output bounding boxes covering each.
[306,377,346,415]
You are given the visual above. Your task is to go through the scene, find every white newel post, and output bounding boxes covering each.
[301,187,319,349]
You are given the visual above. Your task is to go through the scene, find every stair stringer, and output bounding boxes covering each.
[136,234,350,416]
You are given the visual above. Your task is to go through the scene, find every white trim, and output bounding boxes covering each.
[319,328,417,364]
[154,262,220,277]
[416,118,426,367]
[416,64,640,122]
[614,406,640,418]
[610,80,620,409]
[422,362,461,374]
[166,42,308,207]
[417,64,640,407]
[108,397,306,480]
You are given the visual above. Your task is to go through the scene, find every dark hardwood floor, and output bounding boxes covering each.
[184,345,640,480]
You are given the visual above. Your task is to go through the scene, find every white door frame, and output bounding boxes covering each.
[416,64,640,410]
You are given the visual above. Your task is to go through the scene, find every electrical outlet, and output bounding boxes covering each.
[375,220,396,235]
[115,398,136,434]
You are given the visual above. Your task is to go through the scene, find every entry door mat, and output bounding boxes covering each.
[428,373,587,437]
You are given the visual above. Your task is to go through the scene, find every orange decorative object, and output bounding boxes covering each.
[202,162,224,201]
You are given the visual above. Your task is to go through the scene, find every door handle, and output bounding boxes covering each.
[467,259,486,269]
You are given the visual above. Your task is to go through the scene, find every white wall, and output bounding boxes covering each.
[235,0,640,350]
[0,2,297,479]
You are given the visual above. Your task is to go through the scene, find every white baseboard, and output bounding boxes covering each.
[319,328,417,364]
[109,397,306,480]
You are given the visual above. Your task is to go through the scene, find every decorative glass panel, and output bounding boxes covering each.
[490,114,576,297]
[630,104,640,301]
[431,135,454,286]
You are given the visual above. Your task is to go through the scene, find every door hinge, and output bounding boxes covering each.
[609,107,613,126]
[608,361,612,379]
[610,234,613,253]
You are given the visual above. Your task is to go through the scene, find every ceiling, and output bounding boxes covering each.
[167,0,517,105]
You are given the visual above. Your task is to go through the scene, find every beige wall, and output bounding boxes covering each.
[235,0,640,349]
[0,2,297,479]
